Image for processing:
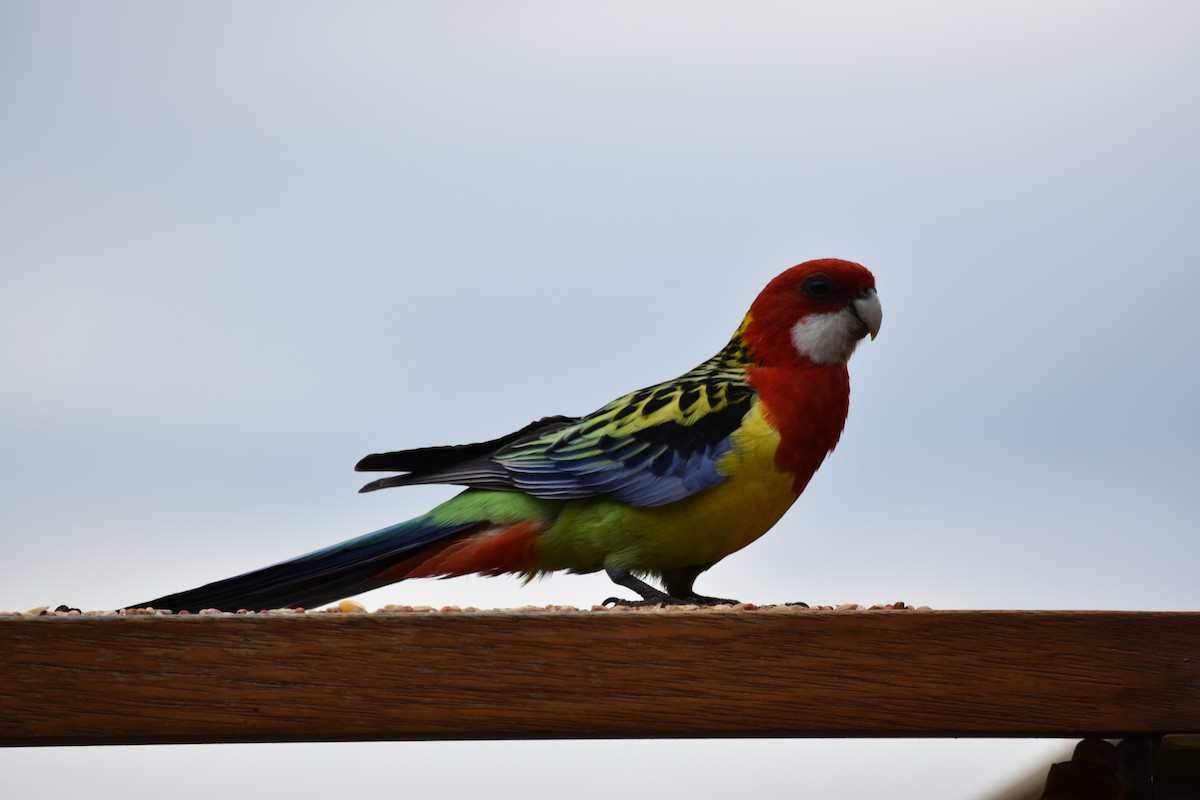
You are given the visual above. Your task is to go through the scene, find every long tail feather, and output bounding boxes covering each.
[125,518,480,613]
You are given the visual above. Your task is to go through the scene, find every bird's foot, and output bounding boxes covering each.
[600,597,739,609]
[602,594,669,608]
[601,565,742,607]
[600,593,740,608]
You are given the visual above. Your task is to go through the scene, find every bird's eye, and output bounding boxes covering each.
[802,275,834,300]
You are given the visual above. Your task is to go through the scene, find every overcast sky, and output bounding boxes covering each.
[2,2,1197,798]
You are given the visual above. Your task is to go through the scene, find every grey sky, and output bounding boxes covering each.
[2,2,1197,797]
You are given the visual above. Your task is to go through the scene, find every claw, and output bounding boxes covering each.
[600,594,739,608]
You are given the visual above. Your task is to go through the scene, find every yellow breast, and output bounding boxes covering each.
[537,399,798,572]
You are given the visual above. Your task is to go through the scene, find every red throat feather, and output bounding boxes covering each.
[750,365,851,495]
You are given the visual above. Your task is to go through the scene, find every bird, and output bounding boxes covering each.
[128,258,881,612]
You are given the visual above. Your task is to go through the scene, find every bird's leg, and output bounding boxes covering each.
[602,564,740,607]
[602,566,678,607]
[661,564,739,606]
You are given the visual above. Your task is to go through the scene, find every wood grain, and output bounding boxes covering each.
[1,610,1197,747]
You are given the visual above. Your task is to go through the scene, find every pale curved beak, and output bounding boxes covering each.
[851,288,882,340]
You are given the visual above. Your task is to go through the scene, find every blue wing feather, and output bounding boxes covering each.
[493,376,753,506]
[356,350,756,507]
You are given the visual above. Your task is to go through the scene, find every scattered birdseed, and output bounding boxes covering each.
[4,601,928,616]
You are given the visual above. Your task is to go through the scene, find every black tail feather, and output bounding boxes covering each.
[125,519,479,613]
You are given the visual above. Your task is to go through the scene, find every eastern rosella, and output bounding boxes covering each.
[130,259,881,612]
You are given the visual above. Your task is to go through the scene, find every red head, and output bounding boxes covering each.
[742,258,881,368]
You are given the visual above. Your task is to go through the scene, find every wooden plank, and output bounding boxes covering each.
[1,610,1197,747]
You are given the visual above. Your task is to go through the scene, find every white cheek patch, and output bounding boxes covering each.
[790,308,862,364]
